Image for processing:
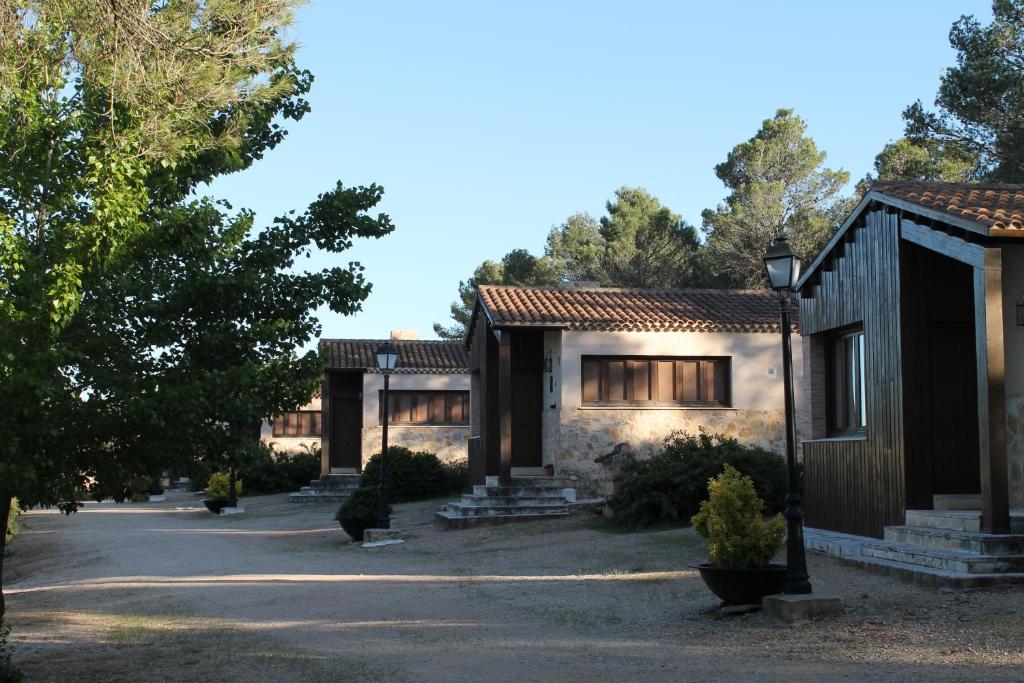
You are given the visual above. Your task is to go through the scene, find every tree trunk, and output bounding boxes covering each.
[0,491,11,621]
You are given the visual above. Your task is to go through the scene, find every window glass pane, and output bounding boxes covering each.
[858,333,866,428]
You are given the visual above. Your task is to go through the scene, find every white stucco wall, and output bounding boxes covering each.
[1002,245,1024,507]
[260,394,321,455]
[360,372,471,464]
[544,328,805,493]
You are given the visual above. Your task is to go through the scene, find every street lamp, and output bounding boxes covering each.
[375,341,399,529]
[763,236,812,595]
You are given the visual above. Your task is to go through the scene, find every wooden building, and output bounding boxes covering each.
[465,285,806,491]
[263,335,470,474]
[797,182,1024,538]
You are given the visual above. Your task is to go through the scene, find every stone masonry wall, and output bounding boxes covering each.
[555,407,789,497]
[360,425,469,464]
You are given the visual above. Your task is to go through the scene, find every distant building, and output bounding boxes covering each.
[262,332,470,475]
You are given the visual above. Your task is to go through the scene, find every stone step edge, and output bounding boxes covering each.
[885,525,1024,546]
[839,553,1024,588]
[434,509,572,529]
[859,542,1024,574]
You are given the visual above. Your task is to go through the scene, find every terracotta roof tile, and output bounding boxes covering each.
[320,339,468,374]
[477,285,790,334]
[873,181,1024,232]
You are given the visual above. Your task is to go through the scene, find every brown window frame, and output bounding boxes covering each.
[379,390,470,426]
[580,356,731,407]
[826,326,867,436]
[272,410,322,438]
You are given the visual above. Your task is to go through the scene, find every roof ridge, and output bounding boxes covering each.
[319,338,460,344]
[872,180,1024,190]
[478,284,772,295]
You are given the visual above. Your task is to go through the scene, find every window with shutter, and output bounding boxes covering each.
[580,356,731,407]
[378,390,471,425]
[272,411,323,437]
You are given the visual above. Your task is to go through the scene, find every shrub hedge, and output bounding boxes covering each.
[360,447,469,502]
[240,446,321,495]
[608,431,788,529]
[187,445,321,495]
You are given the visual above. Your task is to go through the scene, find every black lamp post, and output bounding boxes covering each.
[763,235,812,595]
[375,341,399,529]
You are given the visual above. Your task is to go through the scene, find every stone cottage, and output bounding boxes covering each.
[464,284,806,493]
[263,332,471,477]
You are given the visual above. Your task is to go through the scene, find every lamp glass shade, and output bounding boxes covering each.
[763,238,801,292]
[376,343,399,371]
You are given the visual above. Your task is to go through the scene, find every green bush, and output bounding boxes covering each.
[442,459,470,495]
[360,447,466,502]
[5,499,20,544]
[205,472,243,502]
[607,431,788,528]
[691,465,786,569]
[239,446,320,495]
[335,486,389,523]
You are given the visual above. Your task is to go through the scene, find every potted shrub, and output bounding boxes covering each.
[690,464,787,606]
[203,471,242,514]
[335,486,389,541]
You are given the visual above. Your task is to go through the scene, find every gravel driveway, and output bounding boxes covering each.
[3,490,1023,682]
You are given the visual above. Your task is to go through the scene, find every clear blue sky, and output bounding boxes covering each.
[207,0,991,344]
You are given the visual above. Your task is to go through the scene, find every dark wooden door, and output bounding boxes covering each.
[329,372,363,470]
[510,369,542,467]
[928,324,980,494]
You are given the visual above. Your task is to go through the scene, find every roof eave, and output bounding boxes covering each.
[796,189,993,292]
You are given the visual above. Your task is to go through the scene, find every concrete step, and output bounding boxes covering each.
[884,525,1024,555]
[511,467,546,477]
[472,485,570,498]
[442,502,570,517]
[509,476,564,488]
[905,509,982,532]
[461,494,570,506]
[434,509,570,530]
[860,541,1024,574]
[288,492,351,503]
[933,494,982,511]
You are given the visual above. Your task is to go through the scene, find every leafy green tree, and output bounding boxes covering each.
[903,0,1024,182]
[545,212,604,282]
[865,138,978,189]
[69,184,392,504]
[701,109,849,288]
[436,187,717,339]
[0,1,390,620]
[596,186,711,289]
[433,249,561,340]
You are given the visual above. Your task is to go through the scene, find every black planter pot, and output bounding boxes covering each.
[692,563,787,606]
[203,499,230,515]
[339,518,375,541]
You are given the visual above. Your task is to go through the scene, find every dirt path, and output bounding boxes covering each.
[3,491,1024,682]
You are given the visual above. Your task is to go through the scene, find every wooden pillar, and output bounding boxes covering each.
[320,373,331,476]
[497,330,513,483]
[974,247,1010,534]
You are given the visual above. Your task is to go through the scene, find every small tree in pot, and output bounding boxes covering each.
[204,472,243,515]
[335,487,391,541]
[691,465,786,606]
